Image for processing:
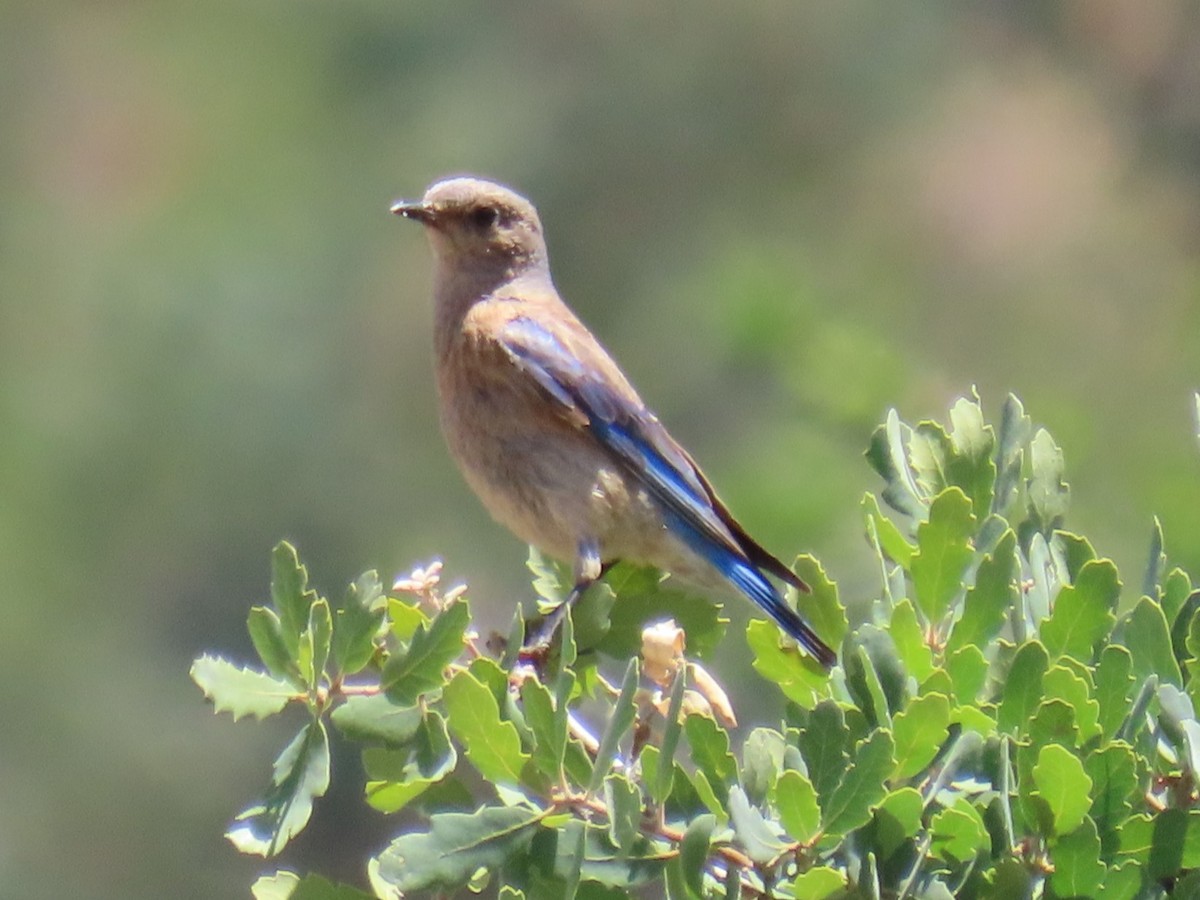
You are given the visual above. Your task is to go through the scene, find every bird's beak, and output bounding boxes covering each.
[390,199,435,224]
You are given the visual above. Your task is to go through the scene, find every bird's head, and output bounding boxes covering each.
[392,177,548,277]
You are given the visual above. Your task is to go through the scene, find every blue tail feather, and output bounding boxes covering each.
[666,511,836,668]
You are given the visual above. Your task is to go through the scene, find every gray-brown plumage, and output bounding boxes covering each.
[392,176,835,668]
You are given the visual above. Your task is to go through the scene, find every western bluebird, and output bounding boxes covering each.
[392,177,836,669]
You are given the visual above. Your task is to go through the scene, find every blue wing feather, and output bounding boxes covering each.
[498,315,835,668]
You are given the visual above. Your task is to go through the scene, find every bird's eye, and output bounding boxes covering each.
[468,205,500,230]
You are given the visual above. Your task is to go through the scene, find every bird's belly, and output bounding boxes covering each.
[439,396,669,563]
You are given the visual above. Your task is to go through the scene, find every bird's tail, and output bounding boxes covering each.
[721,554,837,669]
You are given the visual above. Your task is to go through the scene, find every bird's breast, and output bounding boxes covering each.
[436,334,679,565]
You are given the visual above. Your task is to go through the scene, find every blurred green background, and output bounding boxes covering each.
[4,2,1199,896]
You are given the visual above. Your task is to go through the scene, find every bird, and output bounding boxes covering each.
[391,177,836,669]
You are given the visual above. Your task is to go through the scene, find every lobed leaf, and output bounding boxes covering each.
[332,570,385,677]
[774,769,821,844]
[1050,817,1105,898]
[947,528,1016,654]
[227,720,331,856]
[888,599,933,684]
[192,655,295,721]
[270,541,319,658]
[891,693,951,780]
[996,641,1048,736]
[382,598,469,705]
[820,730,894,840]
[362,711,456,814]
[1041,558,1119,662]
[1031,744,1091,836]
[373,806,543,893]
[587,658,639,795]
[1123,596,1182,688]
[910,487,976,624]
[330,694,422,745]
[443,669,529,788]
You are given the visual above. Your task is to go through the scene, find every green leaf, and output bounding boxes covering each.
[654,670,687,804]
[387,597,427,643]
[382,598,469,704]
[1056,530,1098,581]
[556,816,585,900]
[1143,517,1166,601]
[741,727,786,806]
[1124,596,1182,688]
[248,607,302,684]
[301,598,332,690]
[1169,582,1199,661]
[1095,646,1135,742]
[911,487,976,623]
[603,774,642,857]
[252,871,373,900]
[1031,744,1091,836]
[865,409,925,519]
[1135,809,1200,879]
[946,392,997,517]
[873,787,922,860]
[597,563,726,659]
[746,619,827,709]
[790,867,847,898]
[728,785,787,864]
[1095,861,1143,900]
[1027,699,1079,753]
[910,420,954,498]
[944,645,988,707]
[1041,559,1119,662]
[191,655,295,720]
[791,554,849,654]
[1085,743,1137,858]
[845,626,906,727]
[443,669,529,788]
[251,871,300,900]
[332,570,385,677]
[570,580,617,653]
[373,806,543,892]
[1025,428,1070,536]
[888,599,933,683]
[330,694,422,745]
[1051,817,1105,898]
[775,769,821,844]
[689,768,727,826]
[679,814,715,899]
[996,641,1048,736]
[820,730,894,840]
[271,541,318,658]
[1043,666,1101,745]
[862,492,915,569]
[363,711,457,814]
[891,693,951,780]
[948,528,1016,654]
[686,714,737,805]
[588,658,639,794]
[227,720,331,856]
[552,822,667,890]
[797,700,849,806]
[993,393,1031,516]
[528,545,572,604]
[930,798,988,864]
[522,677,566,785]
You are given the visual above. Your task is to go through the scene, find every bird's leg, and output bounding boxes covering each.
[521,540,610,662]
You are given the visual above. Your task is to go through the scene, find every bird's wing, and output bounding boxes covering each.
[496,314,801,587]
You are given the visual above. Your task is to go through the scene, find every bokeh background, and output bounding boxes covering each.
[4,2,1199,896]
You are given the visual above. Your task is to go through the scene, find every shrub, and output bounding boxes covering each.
[194,392,1200,898]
